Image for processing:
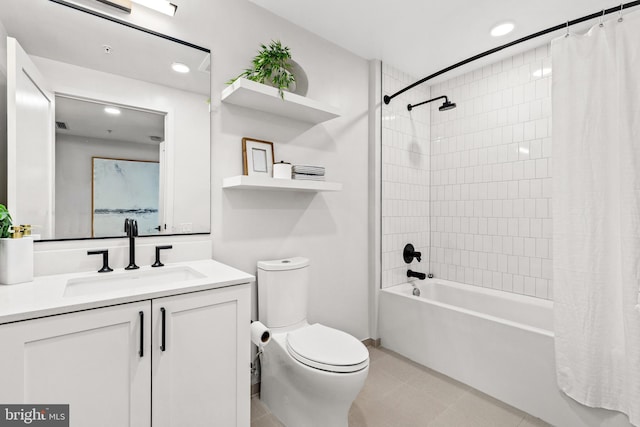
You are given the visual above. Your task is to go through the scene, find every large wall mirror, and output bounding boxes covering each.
[0,0,211,240]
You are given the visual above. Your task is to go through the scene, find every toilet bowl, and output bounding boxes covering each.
[257,258,369,427]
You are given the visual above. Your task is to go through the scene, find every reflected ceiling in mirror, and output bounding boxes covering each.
[0,0,211,241]
[4,0,210,96]
[56,96,165,144]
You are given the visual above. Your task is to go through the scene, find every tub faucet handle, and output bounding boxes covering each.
[403,243,422,263]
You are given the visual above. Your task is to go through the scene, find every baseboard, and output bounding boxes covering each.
[251,382,260,397]
[362,338,381,347]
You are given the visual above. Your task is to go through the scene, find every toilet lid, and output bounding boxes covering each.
[286,324,369,373]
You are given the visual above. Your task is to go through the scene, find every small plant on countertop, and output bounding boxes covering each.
[227,40,295,99]
[0,204,12,238]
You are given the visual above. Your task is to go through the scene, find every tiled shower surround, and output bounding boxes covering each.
[381,64,431,289]
[382,45,553,299]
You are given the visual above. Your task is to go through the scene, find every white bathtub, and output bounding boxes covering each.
[379,280,632,427]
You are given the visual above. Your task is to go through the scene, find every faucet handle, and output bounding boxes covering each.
[88,249,113,273]
[152,245,173,267]
[403,243,422,263]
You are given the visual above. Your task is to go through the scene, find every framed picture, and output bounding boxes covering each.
[92,157,160,237]
[242,137,274,176]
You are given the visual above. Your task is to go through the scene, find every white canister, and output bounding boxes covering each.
[273,161,292,179]
[0,236,34,285]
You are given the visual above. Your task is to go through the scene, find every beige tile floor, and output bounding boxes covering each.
[251,346,552,427]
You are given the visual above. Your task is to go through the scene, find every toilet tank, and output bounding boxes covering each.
[257,257,310,328]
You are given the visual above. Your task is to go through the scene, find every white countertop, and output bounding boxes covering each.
[0,259,254,324]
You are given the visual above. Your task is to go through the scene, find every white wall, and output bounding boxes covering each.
[206,1,370,340]
[55,134,158,239]
[28,0,372,341]
[380,64,430,289]
[429,45,552,299]
[32,56,210,234]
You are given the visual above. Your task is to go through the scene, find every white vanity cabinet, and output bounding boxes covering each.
[0,301,152,426]
[0,284,251,427]
[152,286,251,427]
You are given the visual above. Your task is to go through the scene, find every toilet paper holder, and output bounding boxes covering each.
[250,321,271,376]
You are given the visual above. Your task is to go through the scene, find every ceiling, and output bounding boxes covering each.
[248,0,632,82]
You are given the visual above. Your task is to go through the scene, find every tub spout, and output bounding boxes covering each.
[407,270,426,280]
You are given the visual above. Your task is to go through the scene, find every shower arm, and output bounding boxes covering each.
[407,96,448,111]
[383,0,640,105]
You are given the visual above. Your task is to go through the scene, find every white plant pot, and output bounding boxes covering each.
[0,237,34,285]
[265,60,309,96]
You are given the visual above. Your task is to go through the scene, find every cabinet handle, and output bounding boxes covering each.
[138,311,144,357]
[160,307,166,351]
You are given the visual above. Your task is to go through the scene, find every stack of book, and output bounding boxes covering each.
[292,165,325,181]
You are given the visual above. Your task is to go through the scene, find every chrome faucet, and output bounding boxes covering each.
[124,218,139,270]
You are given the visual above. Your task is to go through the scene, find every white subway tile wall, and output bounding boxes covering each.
[381,64,431,289]
[429,45,552,299]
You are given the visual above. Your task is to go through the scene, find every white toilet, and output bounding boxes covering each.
[257,257,369,427]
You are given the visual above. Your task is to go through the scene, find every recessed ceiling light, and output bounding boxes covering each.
[532,67,552,78]
[104,107,121,115]
[490,22,515,37]
[171,62,190,73]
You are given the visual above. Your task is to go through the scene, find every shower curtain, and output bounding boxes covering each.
[552,10,640,425]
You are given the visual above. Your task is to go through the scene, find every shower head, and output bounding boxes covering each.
[407,95,456,112]
[439,100,456,111]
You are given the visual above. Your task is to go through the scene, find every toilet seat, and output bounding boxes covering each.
[286,324,369,373]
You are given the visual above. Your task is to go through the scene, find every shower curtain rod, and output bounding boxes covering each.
[383,0,640,105]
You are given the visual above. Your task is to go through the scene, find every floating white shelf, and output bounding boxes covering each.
[221,78,341,124]
[222,175,342,192]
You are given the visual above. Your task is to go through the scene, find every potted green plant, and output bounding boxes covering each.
[228,40,296,99]
[0,204,12,238]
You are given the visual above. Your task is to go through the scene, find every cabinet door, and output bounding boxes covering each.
[152,285,251,427]
[0,302,151,427]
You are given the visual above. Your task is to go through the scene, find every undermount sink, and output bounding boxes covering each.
[64,266,206,297]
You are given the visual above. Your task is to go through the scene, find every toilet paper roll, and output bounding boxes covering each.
[250,321,271,347]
